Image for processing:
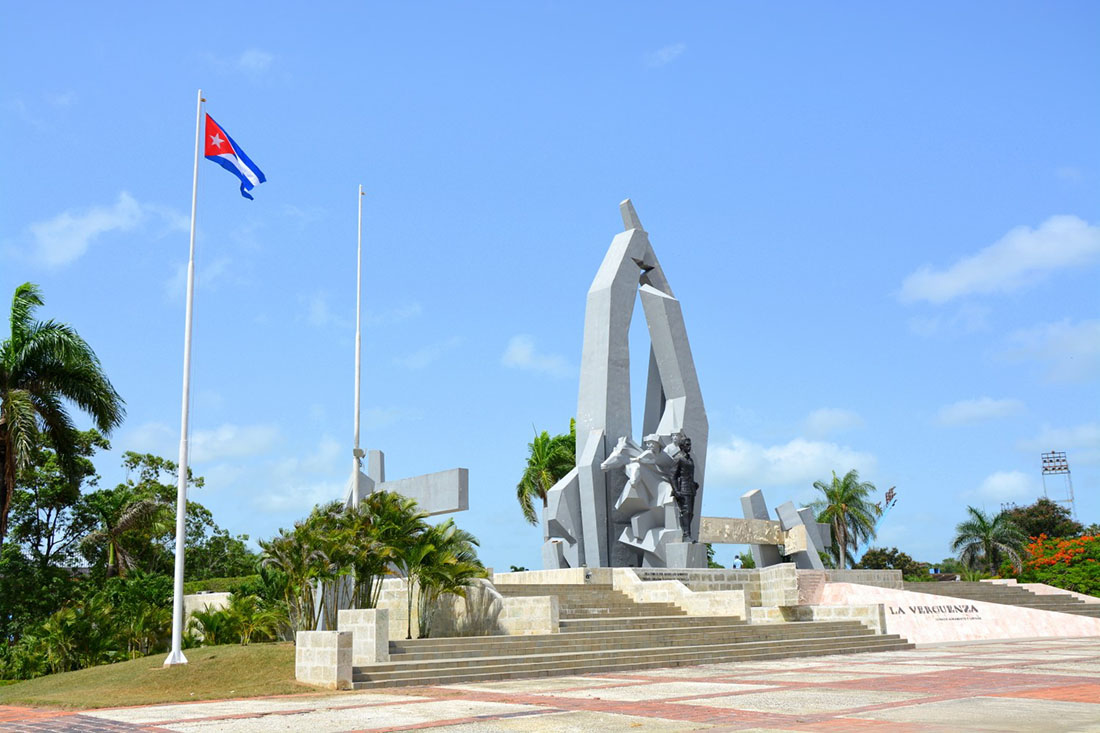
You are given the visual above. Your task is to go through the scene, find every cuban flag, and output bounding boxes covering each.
[204,114,266,199]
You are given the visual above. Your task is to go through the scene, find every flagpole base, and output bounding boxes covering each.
[163,649,189,666]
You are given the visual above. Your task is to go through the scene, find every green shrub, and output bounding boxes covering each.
[182,575,260,594]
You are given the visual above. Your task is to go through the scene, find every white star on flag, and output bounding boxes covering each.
[209,133,225,148]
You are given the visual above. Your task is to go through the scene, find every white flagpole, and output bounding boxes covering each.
[351,185,365,507]
[165,88,204,666]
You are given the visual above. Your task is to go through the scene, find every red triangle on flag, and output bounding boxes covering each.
[204,114,232,157]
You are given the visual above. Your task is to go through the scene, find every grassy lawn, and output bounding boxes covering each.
[0,643,316,710]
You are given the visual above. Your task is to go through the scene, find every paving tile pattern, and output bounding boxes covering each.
[3,637,1100,731]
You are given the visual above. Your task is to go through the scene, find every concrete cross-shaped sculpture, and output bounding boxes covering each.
[344,449,468,516]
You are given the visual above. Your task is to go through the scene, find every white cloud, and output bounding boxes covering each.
[124,421,176,457]
[1018,423,1100,465]
[802,408,864,438]
[259,480,342,513]
[304,296,422,330]
[647,43,686,67]
[937,397,1025,426]
[303,291,338,328]
[29,192,145,266]
[1006,319,1100,383]
[707,435,877,491]
[254,436,344,513]
[899,215,1100,304]
[125,421,282,465]
[281,204,326,227]
[501,335,571,378]
[907,304,990,337]
[365,302,422,326]
[237,49,274,73]
[362,407,423,430]
[971,470,1035,502]
[45,91,77,108]
[189,423,281,463]
[1056,166,1083,183]
[164,256,232,300]
[394,336,462,370]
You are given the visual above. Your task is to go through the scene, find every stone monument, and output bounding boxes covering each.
[543,200,707,569]
[343,448,468,517]
[698,489,833,570]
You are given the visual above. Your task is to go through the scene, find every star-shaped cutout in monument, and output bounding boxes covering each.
[209,133,225,149]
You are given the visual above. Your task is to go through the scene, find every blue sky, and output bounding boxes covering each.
[2,2,1097,570]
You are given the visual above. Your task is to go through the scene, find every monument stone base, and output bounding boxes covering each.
[663,541,706,569]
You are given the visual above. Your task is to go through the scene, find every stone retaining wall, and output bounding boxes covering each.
[824,569,903,589]
[492,568,614,585]
[759,564,799,607]
[750,603,886,633]
[613,568,748,619]
[375,577,559,639]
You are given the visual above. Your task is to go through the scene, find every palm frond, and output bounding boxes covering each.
[8,283,44,343]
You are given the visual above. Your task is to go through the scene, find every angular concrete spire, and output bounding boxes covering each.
[620,198,644,232]
[543,200,707,569]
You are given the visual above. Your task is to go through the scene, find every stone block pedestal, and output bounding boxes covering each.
[295,631,352,690]
[664,541,706,568]
[338,608,390,664]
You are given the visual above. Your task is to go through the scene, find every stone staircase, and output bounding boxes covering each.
[902,581,1100,619]
[351,582,912,689]
[492,583,685,619]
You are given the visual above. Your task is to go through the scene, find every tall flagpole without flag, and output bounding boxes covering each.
[165,88,204,666]
[351,185,365,507]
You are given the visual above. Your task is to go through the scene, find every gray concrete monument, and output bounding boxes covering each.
[344,448,468,516]
[698,489,834,569]
[543,200,708,569]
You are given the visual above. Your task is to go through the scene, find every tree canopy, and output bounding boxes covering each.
[1004,497,1083,540]
[952,505,1027,574]
[1,283,125,548]
[811,469,882,569]
[516,419,575,529]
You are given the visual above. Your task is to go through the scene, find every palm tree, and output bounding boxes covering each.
[812,469,882,569]
[341,492,408,609]
[952,506,1026,574]
[0,283,125,548]
[81,493,164,577]
[260,527,326,631]
[37,607,79,673]
[415,519,486,638]
[516,422,575,533]
[226,593,283,644]
[302,501,351,630]
[124,604,171,657]
[189,607,236,646]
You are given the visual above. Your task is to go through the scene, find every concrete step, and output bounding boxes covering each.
[382,628,879,671]
[389,621,868,662]
[559,607,684,618]
[353,633,912,689]
[363,633,892,679]
[559,615,739,632]
[493,582,689,621]
[393,617,749,653]
[902,582,1100,619]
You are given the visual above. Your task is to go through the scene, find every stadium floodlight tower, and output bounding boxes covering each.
[1040,450,1076,519]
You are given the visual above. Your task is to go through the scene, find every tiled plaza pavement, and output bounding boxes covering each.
[3,638,1100,732]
